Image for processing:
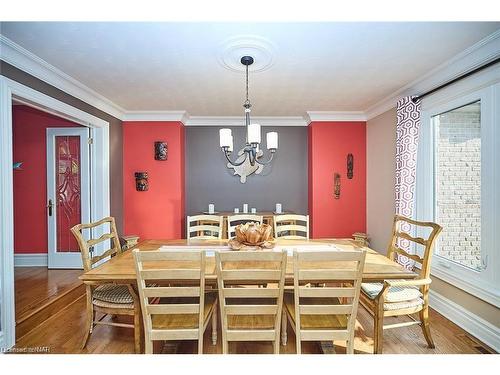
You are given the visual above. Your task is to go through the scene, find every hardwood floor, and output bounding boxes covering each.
[14,267,84,340]
[14,293,495,354]
[15,267,83,321]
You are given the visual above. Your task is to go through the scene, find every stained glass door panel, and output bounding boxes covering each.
[47,128,90,269]
[55,135,81,253]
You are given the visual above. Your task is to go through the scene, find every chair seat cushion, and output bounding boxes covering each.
[93,284,134,304]
[152,292,217,330]
[361,281,423,302]
[284,294,348,330]
[383,298,424,311]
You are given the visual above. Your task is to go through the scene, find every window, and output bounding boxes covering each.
[417,80,500,307]
[434,101,482,271]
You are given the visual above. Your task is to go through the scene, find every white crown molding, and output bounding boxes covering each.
[0,34,126,120]
[184,115,309,127]
[306,111,367,122]
[122,110,188,122]
[364,29,500,120]
[429,290,500,353]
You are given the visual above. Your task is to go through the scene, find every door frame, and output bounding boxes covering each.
[47,127,91,269]
[0,76,110,349]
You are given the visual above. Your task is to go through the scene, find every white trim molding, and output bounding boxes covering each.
[14,254,48,267]
[365,29,500,120]
[122,110,188,123]
[0,34,125,120]
[429,290,500,353]
[184,115,309,127]
[306,111,367,122]
[0,76,111,349]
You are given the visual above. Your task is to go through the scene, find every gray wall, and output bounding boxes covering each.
[0,61,124,232]
[185,126,308,215]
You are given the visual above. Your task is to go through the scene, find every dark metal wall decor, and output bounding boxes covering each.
[347,153,354,179]
[154,141,168,161]
[334,173,341,199]
[135,172,149,191]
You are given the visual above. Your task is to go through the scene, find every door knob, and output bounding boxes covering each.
[47,199,53,216]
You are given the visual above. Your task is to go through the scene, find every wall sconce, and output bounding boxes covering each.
[135,172,148,191]
[154,141,168,161]
[347,153,354,179]
[334,173,341,199]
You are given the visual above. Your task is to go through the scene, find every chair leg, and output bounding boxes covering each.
[211,305,218,346]
[346,337,354,354]
[134,309,142,354]
[281,310,288,346]
[419,306,435,348]
[373,309,384,354]
[144,339,153,354]
[81,288,94,350]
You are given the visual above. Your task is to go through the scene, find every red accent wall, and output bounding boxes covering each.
[13,105,80,254]
[123,121,185,239]
[308,121,366,238]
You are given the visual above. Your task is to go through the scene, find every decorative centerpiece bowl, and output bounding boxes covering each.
[228,222,275,250]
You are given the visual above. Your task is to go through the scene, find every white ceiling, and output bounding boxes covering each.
[1,22,499,116]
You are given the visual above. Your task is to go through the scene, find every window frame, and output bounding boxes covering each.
[416,77,500,308]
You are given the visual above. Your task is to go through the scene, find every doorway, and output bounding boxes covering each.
[0,76,110,349]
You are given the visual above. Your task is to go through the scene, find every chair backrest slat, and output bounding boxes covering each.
[274,214,309,240]
[133,249,207,351]
[387,215,442,278]
[227,215,263,239]
[187,215,223,240]
[70,216,122,272]
[215,250,287,351]
[292,249,366,352]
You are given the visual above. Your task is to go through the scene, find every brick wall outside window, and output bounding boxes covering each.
[435,101,481,270]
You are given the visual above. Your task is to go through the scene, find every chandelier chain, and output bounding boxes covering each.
[245,64,250,106]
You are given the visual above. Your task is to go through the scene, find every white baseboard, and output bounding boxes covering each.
[429,290,500,353]
[14,253,48,267]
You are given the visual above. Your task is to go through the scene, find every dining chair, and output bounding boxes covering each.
[186,214,224,239]
[215,250,287,354]
[282,249,366,354]
[71,216,142,353]
[359,215,442,353]
[133,249,218,354]
[274,214,309,239]
[227,214,263,239]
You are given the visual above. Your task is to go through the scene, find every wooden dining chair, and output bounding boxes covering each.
[227,214,263,239]
[70,217,142,353]
[282,249,366,354]
[215,250,287,354]
[274,214,310,239]
[186,215,224,240]
[359,215,442,353]
[133,249,218,354]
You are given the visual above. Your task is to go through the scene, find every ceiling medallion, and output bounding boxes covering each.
[218,35,275,73]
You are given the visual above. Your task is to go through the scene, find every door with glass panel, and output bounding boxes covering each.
[47,128,90,268]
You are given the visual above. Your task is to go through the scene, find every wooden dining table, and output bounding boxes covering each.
[80,238,416,285]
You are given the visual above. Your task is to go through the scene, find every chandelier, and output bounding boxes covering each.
[219,56,278,168]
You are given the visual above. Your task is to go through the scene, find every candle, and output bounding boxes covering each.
[243,204,248,213]
[251,208,257,214]
[275,203,282,214]
[208,204,215,214]
[248,123,261,144]
[219,128,232,148]
[267,132,278,150]
[234,208,240,213]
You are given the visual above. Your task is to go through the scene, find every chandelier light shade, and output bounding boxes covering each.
[219,56,278,168]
